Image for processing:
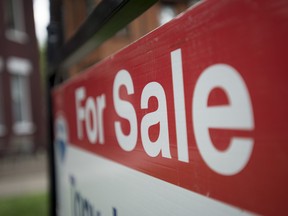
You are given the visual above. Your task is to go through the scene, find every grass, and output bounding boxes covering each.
[0,193,48,216]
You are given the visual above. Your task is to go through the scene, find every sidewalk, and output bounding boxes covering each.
[0,153,48,197]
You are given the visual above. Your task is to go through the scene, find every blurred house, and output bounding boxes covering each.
[0,0,46,156]
[48,0,200,76]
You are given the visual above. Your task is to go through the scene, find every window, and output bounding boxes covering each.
[158,4,176,26]
[0,58,5,136]
[5,0,28,43]
[7,57,34,135]
[116,26,130,37]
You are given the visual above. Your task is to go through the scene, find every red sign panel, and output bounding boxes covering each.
[53,1,288,215]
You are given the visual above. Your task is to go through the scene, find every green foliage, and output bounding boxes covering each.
[0,193,48,216]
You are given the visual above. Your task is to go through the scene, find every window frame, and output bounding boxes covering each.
[5,0,28,43]
[7,57,35,135]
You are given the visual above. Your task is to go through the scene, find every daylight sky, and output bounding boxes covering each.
[33,0,50,45]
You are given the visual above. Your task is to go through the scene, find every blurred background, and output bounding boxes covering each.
[0,0,199,215]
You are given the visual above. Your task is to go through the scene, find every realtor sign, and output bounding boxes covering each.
[53,1,288,215]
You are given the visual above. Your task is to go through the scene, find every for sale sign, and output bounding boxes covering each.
[53,0,288,215]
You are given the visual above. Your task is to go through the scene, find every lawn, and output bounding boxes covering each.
[0,193,48,216]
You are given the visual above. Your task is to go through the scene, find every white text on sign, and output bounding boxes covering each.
[75,48,254,176]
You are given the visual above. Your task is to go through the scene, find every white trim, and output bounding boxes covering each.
[5,29,28,44]
[7,57,32,75]
[13,122,35,135]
